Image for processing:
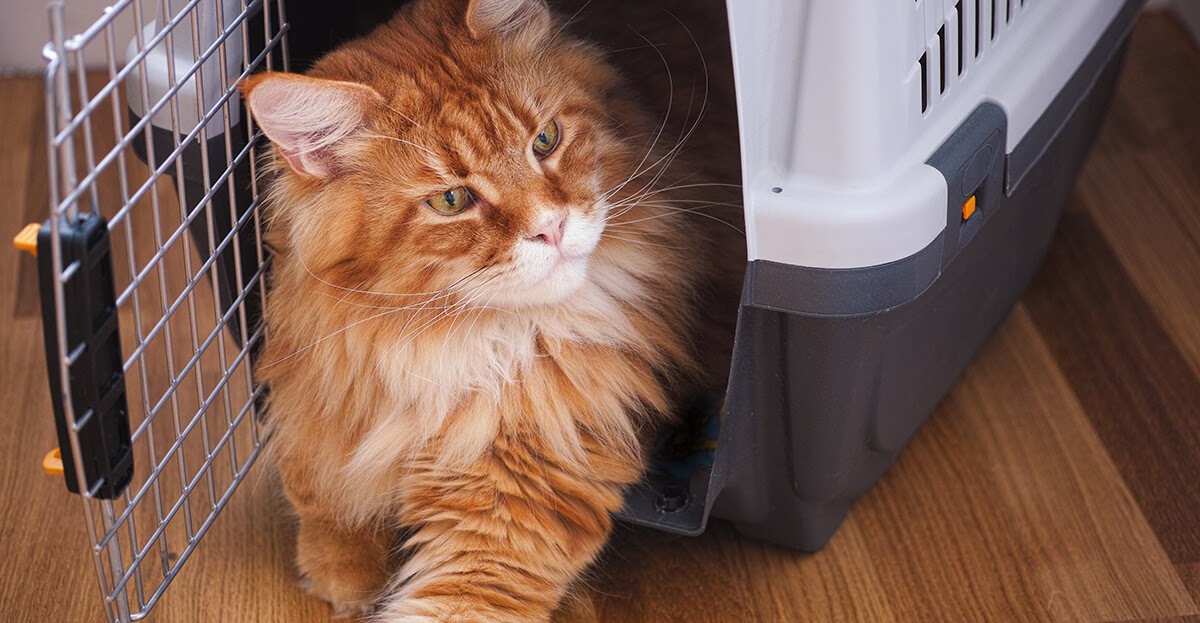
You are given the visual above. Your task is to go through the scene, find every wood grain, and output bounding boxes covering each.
[10,74,44,318]
[1077,15,1200,376]
[1182,565,1200,605]
[2,11,1199,623]
[1024,210,1200,565]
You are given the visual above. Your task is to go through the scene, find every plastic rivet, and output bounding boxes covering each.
[655,484,689,513]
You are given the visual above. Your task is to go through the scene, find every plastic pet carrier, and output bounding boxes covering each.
[19,0,1139,619]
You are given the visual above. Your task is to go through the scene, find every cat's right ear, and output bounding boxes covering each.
[240,72,383,178]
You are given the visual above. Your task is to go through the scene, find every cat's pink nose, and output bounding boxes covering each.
[528,214,565,248]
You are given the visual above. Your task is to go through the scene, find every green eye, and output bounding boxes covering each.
[426,187,474,214]
[532,120,560,158]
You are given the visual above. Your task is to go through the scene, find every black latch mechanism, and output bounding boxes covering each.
[36,213,133,499]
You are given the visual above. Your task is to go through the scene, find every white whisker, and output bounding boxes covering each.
[362,133,439,158]
[600,233,687,249]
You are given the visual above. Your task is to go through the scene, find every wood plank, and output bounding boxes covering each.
[1076,13,1200,377]
[0,320,110,622]
[1095,14,1200,162]
[591,516,897,622]
[854,307,1195,622]
[590,307,1197,622]
[5,75,44,318]
[1073,148,1200,379]
[1025,210,1200,566]
[1181,565,1200,607]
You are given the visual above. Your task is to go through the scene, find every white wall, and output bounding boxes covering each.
[0,0,135,74]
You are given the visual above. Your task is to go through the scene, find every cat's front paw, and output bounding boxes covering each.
[293,519,392,619]
[298,571,378,619]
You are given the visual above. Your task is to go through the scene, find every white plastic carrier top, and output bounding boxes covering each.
[725,0,1126,269]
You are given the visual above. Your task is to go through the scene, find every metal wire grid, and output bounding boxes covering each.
[42,0,288,620]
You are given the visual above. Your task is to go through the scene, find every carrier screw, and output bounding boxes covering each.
[655,484,689,514]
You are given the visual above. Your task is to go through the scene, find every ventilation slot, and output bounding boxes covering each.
[919,52,929,113]
[1006,0,1013,23]
[956,1,964,75]
[991,0,998,40]
[975,0,982,57]
[937,26,947,94]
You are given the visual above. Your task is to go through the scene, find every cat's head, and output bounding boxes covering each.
[243,0,646,309]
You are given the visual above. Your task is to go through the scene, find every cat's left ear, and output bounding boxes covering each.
[465,0,550,38]
[240,72,383,178]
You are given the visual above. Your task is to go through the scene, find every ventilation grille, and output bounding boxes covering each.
[916,0,1037,117]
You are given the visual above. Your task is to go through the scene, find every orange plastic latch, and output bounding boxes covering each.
[43,448,64,476]
[961,195,977,221]
[13,222,40,257]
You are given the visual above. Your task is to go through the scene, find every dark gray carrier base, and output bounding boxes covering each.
[623,0,1141,549]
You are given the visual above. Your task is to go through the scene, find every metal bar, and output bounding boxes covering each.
[103,16,152,607]
[242,0,272,446]
[50,7,81,222]
[276,0,290,72]
[214,0,248,476]
[102,13,174,588]
[100,501,134,623]
[130,0,197,545]
[180,0,221,512]
[262,0,275,72]
[155,0,219,526]
[129,0,196,554]
[69,48,102,219]
[70,31,148,616]
[46,5,116,620]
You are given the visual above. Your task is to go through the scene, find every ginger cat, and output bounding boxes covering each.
[242,0,742,619]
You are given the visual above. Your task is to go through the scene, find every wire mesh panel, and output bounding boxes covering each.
[39,0,288,620]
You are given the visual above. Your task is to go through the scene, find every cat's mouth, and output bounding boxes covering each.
[553,250,590,265]
[543,253,589,282]
[497,253,591,308]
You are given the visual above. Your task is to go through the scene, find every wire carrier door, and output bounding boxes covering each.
[31,0,288,620]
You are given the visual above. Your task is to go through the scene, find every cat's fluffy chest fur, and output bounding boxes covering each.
[262,232,693,526]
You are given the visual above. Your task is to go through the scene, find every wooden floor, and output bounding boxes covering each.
[2,12,1200,623]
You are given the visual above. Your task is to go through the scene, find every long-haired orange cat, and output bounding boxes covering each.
[243,0,742,619]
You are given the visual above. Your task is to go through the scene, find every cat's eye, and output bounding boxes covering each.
[426,187,474,215]
[532,120,561,159]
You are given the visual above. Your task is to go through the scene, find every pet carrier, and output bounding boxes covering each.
[18,0,1140,619]
[672,0,1144,550]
